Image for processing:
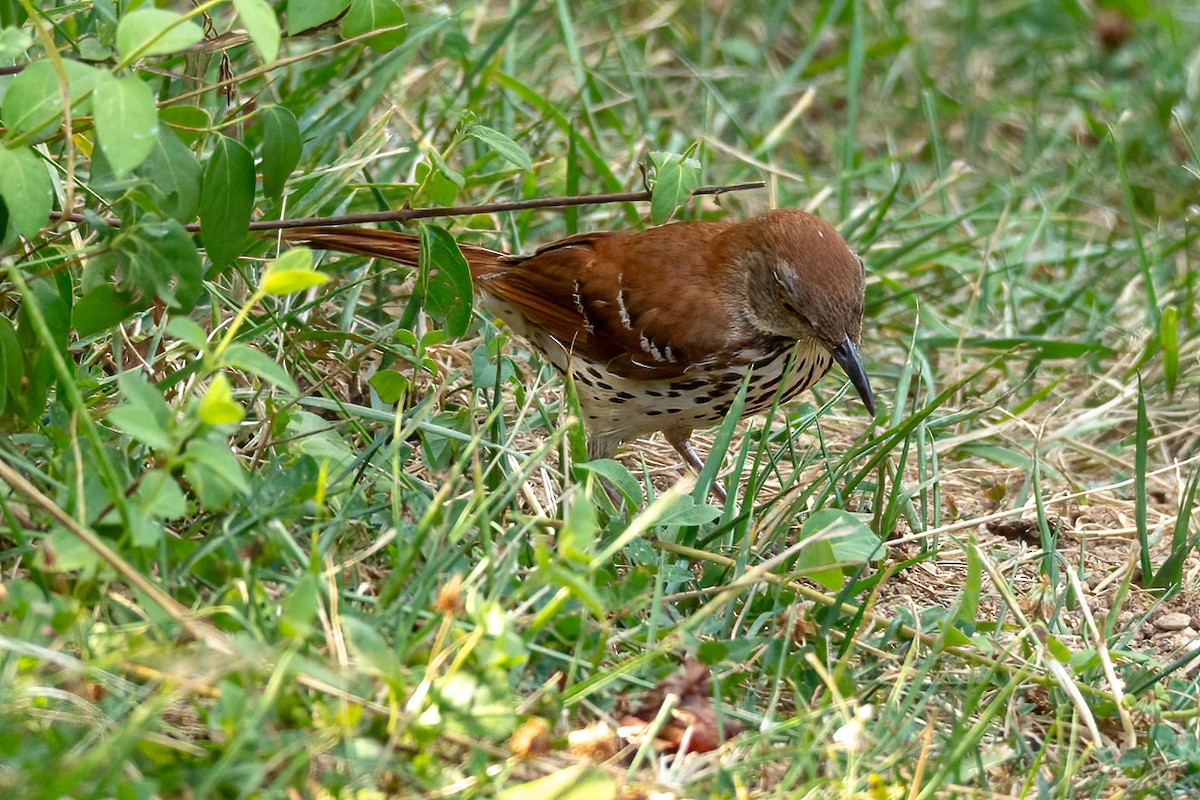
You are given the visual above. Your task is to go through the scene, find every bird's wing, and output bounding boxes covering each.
[481,221,749,380]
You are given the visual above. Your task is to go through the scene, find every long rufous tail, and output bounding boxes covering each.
[277,226,513,278]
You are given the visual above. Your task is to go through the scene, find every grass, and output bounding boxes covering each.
[2,1,1200,797]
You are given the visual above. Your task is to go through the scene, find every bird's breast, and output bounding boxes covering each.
[564,338,833,441]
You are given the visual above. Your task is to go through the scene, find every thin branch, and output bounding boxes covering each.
[52,181,766,231]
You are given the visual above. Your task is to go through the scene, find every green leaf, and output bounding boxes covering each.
[1,59,99,142]
[496,764,617,800]
[341,0,407,53]
[649,151,699,225]
[200,135,256,269]
[133,468,188,520]
[286,0,350,36]
[558,494,598,563]
[0,315,19,415]
[464,123,532,171]
[341,614,402,682]
[139,128,202,220]
[159,104,211,145]
[1044,634,1072,663]
[97,218,204,311]
[183,438,249,508]
[573,459,642,509]
[199,373,244,426]
[0,145,50,236]
[418,224,474,337]
[116,8,205,60]
[108,405,174,451]
[261,247,329,295]
[917,335,1116,359]
[807,508,883,563]
[259,105,302,199]
[415,160,459,206]
[118,370,172,422]
[1160,304,1178,396]
[222,343,300,394]
[369,369,408,403]
[73,285,144,337]
[795,509,883,590]
[233,0,281,63]
[0,26,32,60]
[166,317,209,350]
[280,574,320,639]
[93,72,159,177]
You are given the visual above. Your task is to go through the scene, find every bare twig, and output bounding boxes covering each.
[51,181,766,231]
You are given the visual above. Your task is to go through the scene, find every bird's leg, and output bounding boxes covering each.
[665,431,728,504]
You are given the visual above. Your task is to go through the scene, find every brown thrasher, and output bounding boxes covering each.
[282,209,875,500]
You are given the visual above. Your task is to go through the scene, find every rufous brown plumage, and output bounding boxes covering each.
[282,209,875,501]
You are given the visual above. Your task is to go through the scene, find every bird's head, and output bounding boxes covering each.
[729,209,875,415]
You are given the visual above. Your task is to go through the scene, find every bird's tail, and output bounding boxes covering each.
[276,226,512,278]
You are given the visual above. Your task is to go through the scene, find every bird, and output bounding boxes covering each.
[280,208,875,502]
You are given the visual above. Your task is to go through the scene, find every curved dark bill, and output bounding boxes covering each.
[831,337,876,416]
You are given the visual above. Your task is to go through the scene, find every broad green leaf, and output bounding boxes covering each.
[183,438,249,508]
[133,468,188,520]
[108,405,174,451]
[222,343,300,393]
[795,509,883,590]
[342,0,407,53]
[99,218,204,311]
[261,247,329,295]
[1045,634,1072,663]
[261,267,329,295]
[804,508,883,563]
[199,373,245,425]
[200,135,256,269]
[280,574,320,638]
[259,105,302,199]
[286,0,349,35]
[793,538,841,591]
[369,369,408,403]
[116,8,204,60]
[415,160,459,206]
[0,26,32,60]
[540,564,606,617]
[73,285,143,337]
[118,370,172,423]
[649,152,699,225]
[418,224,474,337]
[233,0,281,63]
[77,36,110,61]
[465,124,532,171]
[573,459,641,509]
[159,104,211,145]
[93,72,158,176]
[42,529,103,575]
[166,317,210,350]
[1,59,99,141]
[558,494,598,563]
[341,614,403,681]
[496,764,617,800]
[139,128,202,220]
[0,145,50,235]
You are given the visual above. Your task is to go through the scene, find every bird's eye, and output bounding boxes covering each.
[778,292,799,315]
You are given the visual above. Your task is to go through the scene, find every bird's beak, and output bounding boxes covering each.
[831,337,876,416]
